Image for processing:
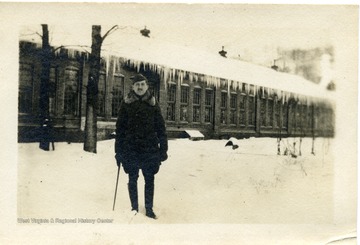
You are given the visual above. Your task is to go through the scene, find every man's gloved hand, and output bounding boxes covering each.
[160,152,168,162]
[115,153,122,167]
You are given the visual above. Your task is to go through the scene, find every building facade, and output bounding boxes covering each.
[18,41,335,142]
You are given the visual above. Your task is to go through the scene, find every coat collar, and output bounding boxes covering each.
[124,90,156,106]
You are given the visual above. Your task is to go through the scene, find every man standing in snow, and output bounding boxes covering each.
[115,74,168,219]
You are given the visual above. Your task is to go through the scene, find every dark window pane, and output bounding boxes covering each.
[18,63,33,113]
[167,84,176,121]
[112,75,124,117]
[193,106,200,122]
[181,86,189,103]
[180,105,188,121]
[64,69,79,116]
[221,92,227,108]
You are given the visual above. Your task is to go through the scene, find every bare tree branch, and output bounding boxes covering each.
[102,25,119,42]
[36,32,43,38]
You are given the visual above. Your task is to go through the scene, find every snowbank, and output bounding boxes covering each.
[18,137,334,224]
[16,137,357,244]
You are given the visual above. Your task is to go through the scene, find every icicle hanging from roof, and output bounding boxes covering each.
[150,63,157,73]
[254,85,258,95]
[112,56,117,75]
[54,46,61,57]
[287,92,291,103]
[204,75,211,86]
[105,54,110,78]
[276,89,282,100]
[68,49,76,59]
[163,70,167,91]
[227,80,231,96]
[91,52,331,108]
[171,68,176,82]
[229,80,234,91]
[189,73,194,83]
[294,93,299,102]
[210,76,216,87]
[195,74,199,82]
[179,70,184,84]
[168,69,172,82]
[163,67,169,89]
[85,52,89,61]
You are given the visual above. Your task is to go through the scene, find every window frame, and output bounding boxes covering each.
[166,82,177,122]
[204,88,214,123]
[111,74,125,118]
[192,87,202,123]
[180,84,190,122]
[63,67,80,117]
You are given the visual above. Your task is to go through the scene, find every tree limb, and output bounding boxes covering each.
[102,25,119,42]
[36,32,43,38]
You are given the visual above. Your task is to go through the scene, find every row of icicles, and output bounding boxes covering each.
[54,45,327,106]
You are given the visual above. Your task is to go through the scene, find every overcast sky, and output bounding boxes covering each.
[16,3,357,67]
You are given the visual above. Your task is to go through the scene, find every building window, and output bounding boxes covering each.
[307,105,313,129]
[49,67,58,116]
[239,94,246,125]
[18,63,34,114]
[64,68,79,116]
[97,73,106,117]
[248,95,255,126]
[180,85,189,122]
[290,102,296,130]
[220,91,227,124]
[112,75,124,117]
[295,103,301,130]
[167,83,176,121]
[313,106,320,130]
[260,97,267,127]
[274,98,281,128]
[282,102,288,129]
[193,87,201,122]
[268,98,274,127]
[205,89,214,123]
[241,83,246,93]
[229,93,237,124]
[325,108,333,131]
[299,105,306,131]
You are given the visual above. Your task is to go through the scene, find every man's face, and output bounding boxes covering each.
[132,80,149,96]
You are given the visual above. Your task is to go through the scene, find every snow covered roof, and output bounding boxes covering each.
[20,32,334,103]
[104,35,333,103]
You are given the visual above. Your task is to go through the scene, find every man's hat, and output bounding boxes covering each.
[130,74,147,84]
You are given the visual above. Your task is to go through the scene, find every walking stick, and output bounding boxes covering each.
[112,165,121,211]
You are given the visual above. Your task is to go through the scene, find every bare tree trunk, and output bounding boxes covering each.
[39,24,51,119]
[84,25,102,153]
[39,24,52,151]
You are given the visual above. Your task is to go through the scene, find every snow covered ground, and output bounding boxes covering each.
[18,137,333,224]
[16,137,357,244]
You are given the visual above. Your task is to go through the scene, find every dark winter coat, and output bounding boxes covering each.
[115,90,168,174]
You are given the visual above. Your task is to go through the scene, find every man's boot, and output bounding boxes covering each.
[144,175,156,219]
[128,180,138,212]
